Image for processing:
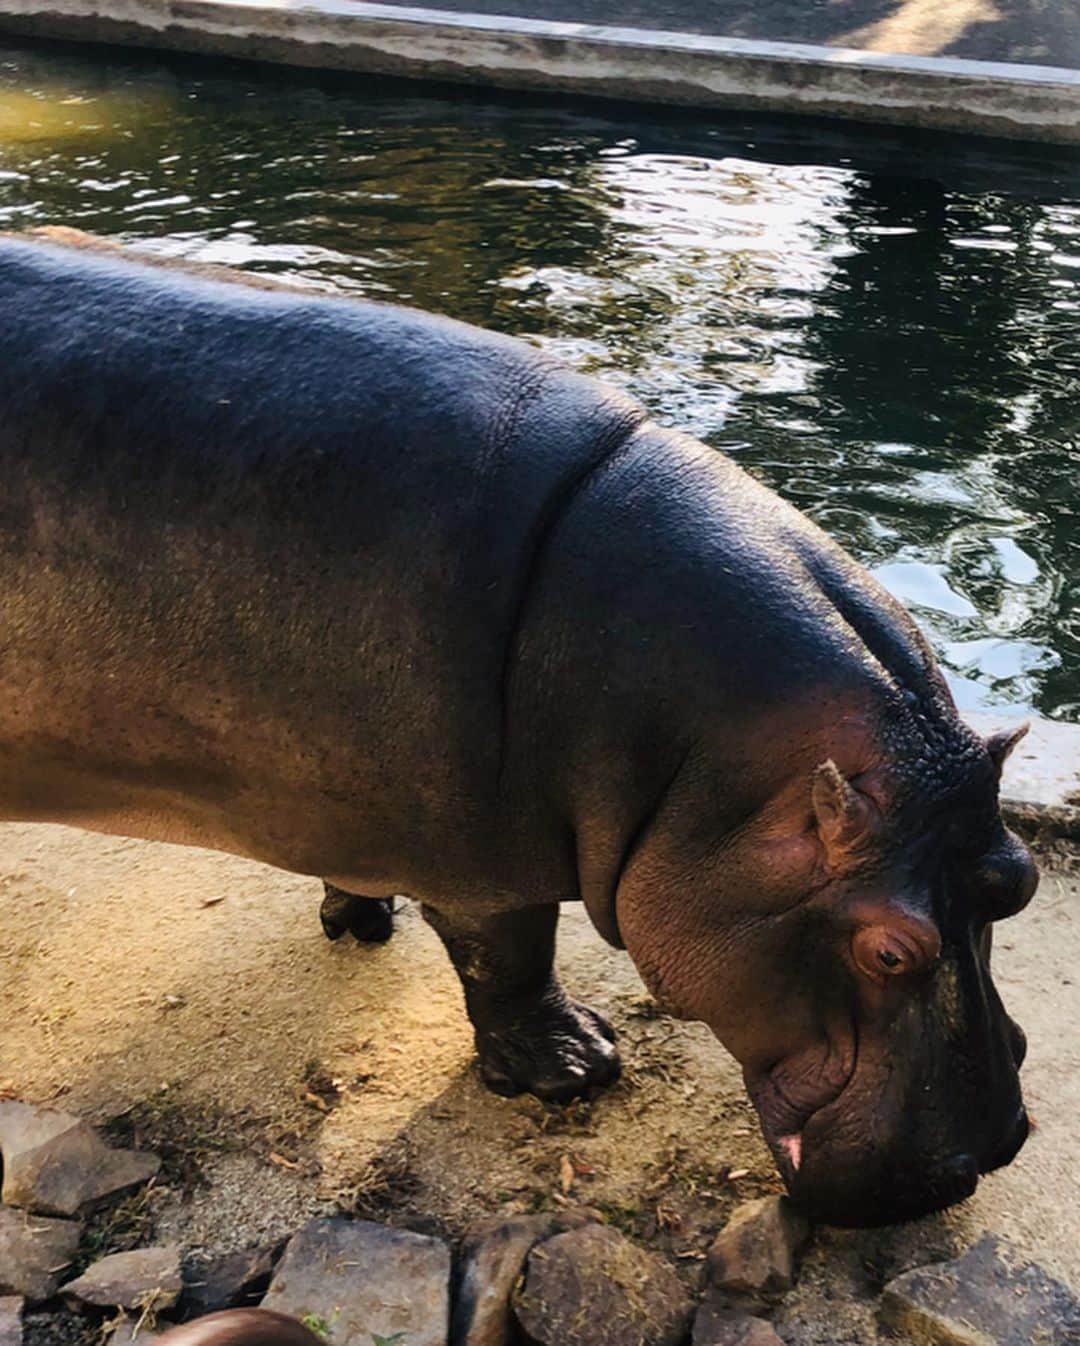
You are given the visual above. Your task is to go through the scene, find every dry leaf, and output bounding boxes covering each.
[559,1154,575,1193]
[301,1090,330,1113]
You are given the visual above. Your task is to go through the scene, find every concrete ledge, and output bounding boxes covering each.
[967,712,1080,841]
[2,0,1080,143]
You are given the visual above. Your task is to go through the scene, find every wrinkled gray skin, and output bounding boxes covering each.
[0,231,1038,1226]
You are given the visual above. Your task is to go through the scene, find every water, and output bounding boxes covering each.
[2,40,1078,721]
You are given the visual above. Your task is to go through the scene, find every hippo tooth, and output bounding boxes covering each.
[779,1133,803,1172]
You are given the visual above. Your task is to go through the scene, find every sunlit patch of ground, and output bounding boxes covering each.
[837,0,1002,58]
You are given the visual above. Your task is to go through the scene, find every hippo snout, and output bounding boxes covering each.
[790,1145,981,1228]
[982,1106,1030,1174]
[777,1093,1031,1228]
[1007,1017,1028,1068]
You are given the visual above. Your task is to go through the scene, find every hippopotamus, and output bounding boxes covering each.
[0,228,1038,1226]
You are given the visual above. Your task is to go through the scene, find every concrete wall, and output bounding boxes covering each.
[1,0,1080,143]
[968,713,1080,840]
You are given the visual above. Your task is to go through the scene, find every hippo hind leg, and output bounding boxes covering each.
[320,882,395,944]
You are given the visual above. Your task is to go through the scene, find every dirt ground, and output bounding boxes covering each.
[1,822,1077,1342]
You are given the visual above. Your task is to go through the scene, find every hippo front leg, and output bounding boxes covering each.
[320,882,395,944]
[423,903,620,1103]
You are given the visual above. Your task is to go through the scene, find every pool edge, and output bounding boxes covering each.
[0,0,1079,144]
[967,712,1080,842]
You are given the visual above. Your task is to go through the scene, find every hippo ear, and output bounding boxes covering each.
[812,760,874,867]
[985,722,1029,776]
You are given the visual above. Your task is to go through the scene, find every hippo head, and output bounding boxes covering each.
[616,721,1037,1227]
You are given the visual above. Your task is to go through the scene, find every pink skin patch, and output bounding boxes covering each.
[779,1133,803,1172]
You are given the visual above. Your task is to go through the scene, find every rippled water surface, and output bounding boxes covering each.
[2,41,1079,719]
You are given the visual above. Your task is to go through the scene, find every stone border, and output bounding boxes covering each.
[2,0,1080,143]
[967,712,1080,841]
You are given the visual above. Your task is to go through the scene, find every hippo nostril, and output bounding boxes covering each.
[940,1153,979,1202]
[943,1153,978,1180]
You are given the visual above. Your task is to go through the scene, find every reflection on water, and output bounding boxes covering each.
[1,41,1078,720]
[0,79,173,143]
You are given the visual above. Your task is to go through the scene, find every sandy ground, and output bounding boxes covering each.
[0,822,1077,1341]
[373,0,1080,70]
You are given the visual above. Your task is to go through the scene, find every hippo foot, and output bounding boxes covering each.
[320,886,395,944]
[476,997,620,1103]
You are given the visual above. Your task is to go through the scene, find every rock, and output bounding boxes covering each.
[0,1207,82,1301]
[63,1246,182,1312]
[879,1235,1080,1346]
[453,1209,598,1346]
[262,1217,449,1346]
[512,1223,692,1346]
[182,1243,283,1317]
[0,1102,160,1217]
[692,1296,785,1346]
[0,1298,23,1346]
[706,1197,809,1309]
[109,1324,163,1346]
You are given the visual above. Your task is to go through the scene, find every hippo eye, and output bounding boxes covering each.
[852,919,941,984]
